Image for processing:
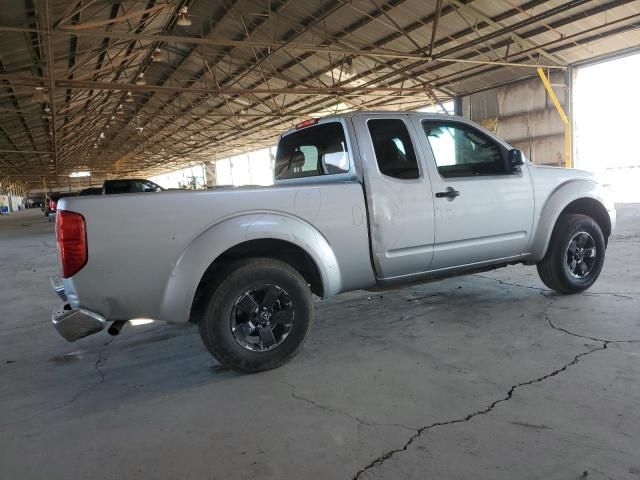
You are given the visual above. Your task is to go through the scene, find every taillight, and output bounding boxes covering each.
[56,211,88,278]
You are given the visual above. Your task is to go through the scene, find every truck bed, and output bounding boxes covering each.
[59,182,374,322]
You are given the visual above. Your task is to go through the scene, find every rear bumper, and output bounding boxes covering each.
[51,275,67,302]
[51,276,105,342]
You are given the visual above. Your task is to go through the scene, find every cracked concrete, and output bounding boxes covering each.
[1,205,639,480]
[352,342,610,480]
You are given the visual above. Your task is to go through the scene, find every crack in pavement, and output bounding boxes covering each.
[351,342,607,479]
[0,320,50,332]
[474,274,550,292]
[352,281,640,479]
[281,381,416,432]
[0,338,115,428]
[474,274,640,296]
[53,338,114,410]
[542,293,640,344]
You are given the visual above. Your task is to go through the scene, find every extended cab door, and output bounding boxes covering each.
[410,116,534,271]
[352,114,435,279]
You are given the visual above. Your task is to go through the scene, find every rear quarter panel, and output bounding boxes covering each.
[58,183,374,322]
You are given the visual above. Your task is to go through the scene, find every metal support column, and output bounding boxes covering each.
[537,67,572,168]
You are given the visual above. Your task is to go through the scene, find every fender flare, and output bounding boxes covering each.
[528,179,611,261]
[158,212,341,322]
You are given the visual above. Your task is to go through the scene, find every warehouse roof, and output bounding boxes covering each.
[1,0,639,186]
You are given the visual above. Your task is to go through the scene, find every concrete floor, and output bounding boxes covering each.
[1,207,639,480]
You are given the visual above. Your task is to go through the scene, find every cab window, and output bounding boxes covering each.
[275,122,349,180]
[367,119,419,180]
[422,121,507,177]
[139,181,162,192]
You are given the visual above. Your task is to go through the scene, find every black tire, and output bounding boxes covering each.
[537,213,606,294]
[199,258,313,373]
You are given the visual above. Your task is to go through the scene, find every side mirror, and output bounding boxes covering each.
[508,149,524,170]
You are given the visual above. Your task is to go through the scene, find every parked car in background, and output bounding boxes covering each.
[51,112,615,373]
[45,192,77,221]
[79,187,103,196]
[103,179,164,194]
[44,181,161,220]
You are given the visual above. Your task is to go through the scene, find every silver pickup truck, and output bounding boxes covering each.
[52,112,616,372]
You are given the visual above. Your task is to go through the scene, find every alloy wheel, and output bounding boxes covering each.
[566,231,597,279]
[230,284,295,351]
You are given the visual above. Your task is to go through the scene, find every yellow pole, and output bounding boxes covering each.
[564,123,571,169]
[537,67,571,168]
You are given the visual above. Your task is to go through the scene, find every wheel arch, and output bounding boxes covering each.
[529,180,613,261]
[560,197,611,243]
[158,212,341,324]
[189,239,325,324]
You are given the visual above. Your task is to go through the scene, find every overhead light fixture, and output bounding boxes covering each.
[32,86,49,103]
[344,57,355,78]
[99,132,105,139]
[152,47,163,62]
[125,91,134,102]
[69,171,91,178]
[177,6,192,26]
[135,72,146,85]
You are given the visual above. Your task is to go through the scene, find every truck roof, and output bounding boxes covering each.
[279,110,464,139]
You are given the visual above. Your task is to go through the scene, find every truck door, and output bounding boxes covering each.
[410,117,535,270]
[352,114,435,279]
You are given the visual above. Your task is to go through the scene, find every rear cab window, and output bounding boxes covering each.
[275,122,350,181]
[367,118,420,180]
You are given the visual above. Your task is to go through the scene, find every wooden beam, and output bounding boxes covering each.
[0,76,450,94]
[43,0,59,173]
[59,5,167,30]
[0,26,574,65]
[0,149,54,154]
[429,0,443,57]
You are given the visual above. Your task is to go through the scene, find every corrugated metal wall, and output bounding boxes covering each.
[460,72,569,166]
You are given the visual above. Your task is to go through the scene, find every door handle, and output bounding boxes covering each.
[435,187,460,199]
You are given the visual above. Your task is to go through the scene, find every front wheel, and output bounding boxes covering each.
[537,213,606,294]
[198,258,313,373]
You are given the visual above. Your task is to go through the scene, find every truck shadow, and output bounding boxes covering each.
[70,277,545,403]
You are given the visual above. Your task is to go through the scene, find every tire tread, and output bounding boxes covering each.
[537,213,605,294]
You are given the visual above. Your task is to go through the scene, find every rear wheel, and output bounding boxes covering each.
[198,258,313,373]
[537,213,606,294]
